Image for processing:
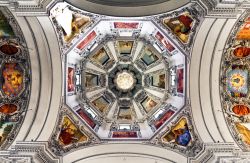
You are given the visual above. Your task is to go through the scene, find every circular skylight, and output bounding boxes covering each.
[114,71,135,91]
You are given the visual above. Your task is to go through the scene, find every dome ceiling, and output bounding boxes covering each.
[1,0,250,162]
[48,2,202,155]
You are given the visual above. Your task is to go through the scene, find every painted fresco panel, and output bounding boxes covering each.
[140,48,159,66]
[141,96,158,113]
[91,48,110,65]
[58,116,88,146]
[91,96,109,113]
[177,68,184,93]
[67,67,75,92]
[155,31,175,52]
[114,22,139,29]
[77,31,97,50]
[0,11,14,38]
[118,41,133,55]
[85,72,99,88]
[163,13,193,43]
[2,63,23,97]
[151,73,165,89]
[162,118,191,146]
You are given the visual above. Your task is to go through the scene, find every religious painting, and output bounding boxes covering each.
[236,21,250,40]
[77,31,97,50]
[55,7,91,42]
[0,104,17,114]
[219,14,250,151]
[140,48,159,66]
[76,109,96,129]
[91,48,110,66]
[85,72,99,88]
[233,47,250,58]
[118,41,133,55]
[226,65,248,98]
[0,43,19,55]
[58,116,88,146]
[91,96,110,113]
[0,11,14,38]
[235,123,250,145]
[163,13,193,43]
[112,131,137,138]
[155,31,175,52]
[114,22,139,29]
[232,105,250,116]
[154,109,175,129]
[67,67,75,92]
[162,118,191,146]
[0,122,14,145]
[1,63,23,97]
[177,68,184,93]
[118,107,132,120]
[141,96,158,113]
[151,72,166,89]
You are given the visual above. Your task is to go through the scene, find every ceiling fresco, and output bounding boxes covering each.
[0,0,250,162]
[48,2,203,156]
[221,12,250,151]
[0,8,30,149]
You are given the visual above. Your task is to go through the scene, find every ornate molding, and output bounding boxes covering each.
[0,7,31,150]
[219,10,250,151]
[189,143,250,163]
[193,0,242,18]
[147,106,203,157]
[0,142,59,163]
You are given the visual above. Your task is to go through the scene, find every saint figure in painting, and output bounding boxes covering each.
[173,124,191,146]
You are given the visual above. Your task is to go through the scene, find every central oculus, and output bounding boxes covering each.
[108,64,142,98]
[114,71,135,91]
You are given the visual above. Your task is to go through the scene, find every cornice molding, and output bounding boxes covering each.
[0,142,60,163]
[189,143,250,162]
[193,0,242,18]
[1,142,250,162]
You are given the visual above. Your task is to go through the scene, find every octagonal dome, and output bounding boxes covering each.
[49,5,186,140]
[50,2,189,142]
